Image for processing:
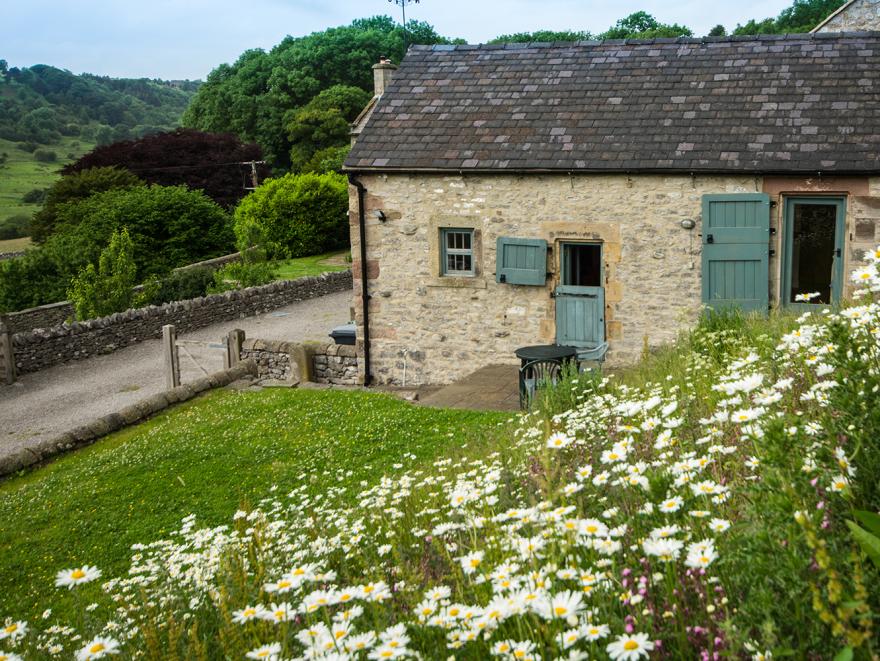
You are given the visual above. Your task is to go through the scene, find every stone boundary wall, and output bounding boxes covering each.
[4,250,248,334]
[0,360,258,478]
[12,270,352,375]
[0,251,26,262]
[241,338,359,385]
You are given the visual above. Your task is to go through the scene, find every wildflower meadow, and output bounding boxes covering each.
[4,255,880,660]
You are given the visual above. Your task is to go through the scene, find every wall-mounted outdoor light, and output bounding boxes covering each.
[373,210,387,222]
[680,218,696,230]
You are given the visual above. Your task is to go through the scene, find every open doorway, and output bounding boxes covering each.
[782,197,845,307]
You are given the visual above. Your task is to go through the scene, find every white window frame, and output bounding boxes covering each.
[441,228,475,277]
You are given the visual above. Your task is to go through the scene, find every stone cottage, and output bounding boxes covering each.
[344,33,880,386]
[813,0,880,32]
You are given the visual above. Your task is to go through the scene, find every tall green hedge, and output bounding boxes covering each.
[233,172,349,258]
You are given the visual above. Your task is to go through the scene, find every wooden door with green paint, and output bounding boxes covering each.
[555,243,605,348]
[701,194,771,313]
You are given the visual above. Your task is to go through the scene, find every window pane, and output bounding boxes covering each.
[461,232,471,250]
[461,254,472,272]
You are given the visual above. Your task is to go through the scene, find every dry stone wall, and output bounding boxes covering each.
[241,338,358,385]
[12,271,352,374]
[4,250,249,335]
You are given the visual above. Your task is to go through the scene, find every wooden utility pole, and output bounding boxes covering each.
[162,324,180,389]
[0,315,15,385]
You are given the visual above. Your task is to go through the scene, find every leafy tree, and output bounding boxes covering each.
[489,30,594,43]
[68,228,139,320]
[51,184,233,278]
[708,24,727,37]
[733,0,846,34]
[30,166,143,243]
[183,16,456,169]
[0,214,30,240]
[286,85,370,171]
[233,173,348,258]
[33,149,57,162]
[301,145,351,174]
[0,185,233,312]
[600,11,693,39]
[63,129,266,209]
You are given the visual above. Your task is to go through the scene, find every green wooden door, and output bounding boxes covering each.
[556,285,605,346]
[701,194,770,313]
[555,243,605,347]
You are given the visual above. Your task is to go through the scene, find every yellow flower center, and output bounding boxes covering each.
[277,580,291,589]
[381,650,394,657]
[71,569,86,580]
[4,624,17,634]
[243,608,256,617]
[90,643,106,654]
[514,652,526,659]
[335,630,346,639]
[554,606,567,616]
[624,641,640,651]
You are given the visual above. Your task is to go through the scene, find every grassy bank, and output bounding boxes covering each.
[0,388,511,622]
[0,135,96,227]
[273,250,350,281]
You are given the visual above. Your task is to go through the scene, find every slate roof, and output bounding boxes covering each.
[345,33,880,174]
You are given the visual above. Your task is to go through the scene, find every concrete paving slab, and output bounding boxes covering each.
[418,364,520,411]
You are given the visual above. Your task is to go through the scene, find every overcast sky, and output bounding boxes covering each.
[3,0,796,80]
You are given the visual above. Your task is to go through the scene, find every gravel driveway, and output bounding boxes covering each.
[0,290,352,461]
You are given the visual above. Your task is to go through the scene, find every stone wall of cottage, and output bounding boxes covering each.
[350,173,880,386]
[350,174,750,385]
[816,0,880,32]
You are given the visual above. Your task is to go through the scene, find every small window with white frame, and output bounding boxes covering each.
[441,228,475,277]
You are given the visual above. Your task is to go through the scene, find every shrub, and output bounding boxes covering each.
[67,228,138,320]
[233,172,348,258]
[51,184,234,279]
[16,141,37,153]
[144,266,216,305]
[0,185,233,312]
[30,166,143,243]
[21,188,46,204]
[33,149,57,162]
[0,214,30,240]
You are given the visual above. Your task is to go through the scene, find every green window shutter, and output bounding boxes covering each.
[701,194,770,313]
[496,237,547,285]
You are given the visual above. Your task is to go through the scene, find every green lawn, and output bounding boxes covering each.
[272,250,350,281]
[0,388,511,621]
[0,135,96,227]
[0,236,31,252]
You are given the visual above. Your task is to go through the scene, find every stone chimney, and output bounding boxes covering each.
[372,56,396,97]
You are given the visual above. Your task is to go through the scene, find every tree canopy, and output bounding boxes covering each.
[63,129,267,209]
[0,64,197,146]
[733,0,847,34]
[182,16,458,170]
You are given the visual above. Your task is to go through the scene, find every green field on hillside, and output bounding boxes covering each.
[0,135,96,227]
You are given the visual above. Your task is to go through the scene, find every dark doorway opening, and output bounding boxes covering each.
[562,243,601,287]
[788,203,837,304]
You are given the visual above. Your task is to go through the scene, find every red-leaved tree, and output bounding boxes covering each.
[63,129,270,209]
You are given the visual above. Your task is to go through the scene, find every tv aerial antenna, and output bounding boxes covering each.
[388,0,420,51]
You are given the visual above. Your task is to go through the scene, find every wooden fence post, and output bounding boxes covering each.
[0,316,16,385]
[162,324,180,389]
[225,328,245,369]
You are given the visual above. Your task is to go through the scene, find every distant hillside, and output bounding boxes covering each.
[0,62,198,146]
[0,62,199,231]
